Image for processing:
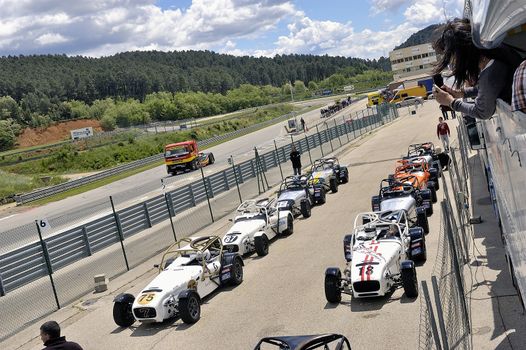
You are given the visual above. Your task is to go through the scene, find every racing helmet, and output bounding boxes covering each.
[435,146,442,153]
[363,223,377,239]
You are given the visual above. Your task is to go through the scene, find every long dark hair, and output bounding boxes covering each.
[433,18,482,88]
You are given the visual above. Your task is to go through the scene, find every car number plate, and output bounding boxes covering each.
[412,247,422,255]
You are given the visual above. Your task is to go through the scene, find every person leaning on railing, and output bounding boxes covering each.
[432,18,523,119]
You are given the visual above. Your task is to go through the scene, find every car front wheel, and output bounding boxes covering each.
[179,292,201,324]
[325,272,342,303]
[401,264,419,298]
[113,300,135,327]
[255,235,269,256]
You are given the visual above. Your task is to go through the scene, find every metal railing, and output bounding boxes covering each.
[0,104,399,341]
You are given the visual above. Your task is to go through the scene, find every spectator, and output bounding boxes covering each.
[300,117,306,132]
[512,60,526,113]
[289,145,301,176]
[439,105,449,120]
[432,18,522,120]
[437,117,450,152]
[435,147,450,171]
[40,321,83,350]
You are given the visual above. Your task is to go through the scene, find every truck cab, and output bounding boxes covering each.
[164,140,215,175]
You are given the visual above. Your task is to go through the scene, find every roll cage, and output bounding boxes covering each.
[407,142,435,157]
[235,198,277,225]
[311,158,340,172]
[279,176,308,193]
[379,178,417,198]
[352,211,408,242]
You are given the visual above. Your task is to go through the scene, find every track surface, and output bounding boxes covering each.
[1,101,445,350]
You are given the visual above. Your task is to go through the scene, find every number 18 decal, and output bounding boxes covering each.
[358,265,374,275]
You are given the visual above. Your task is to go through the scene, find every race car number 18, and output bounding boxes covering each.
[358,266,374,275]
[138,293,155,305]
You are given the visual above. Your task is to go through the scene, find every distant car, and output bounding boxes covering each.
[394,96,424,108]
[276,176,315,218]
[222,198,293,256]
[112,236,243,327]
[254,334,352,350]
[324,211,423,302]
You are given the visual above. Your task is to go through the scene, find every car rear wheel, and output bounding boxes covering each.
[209,153,215,164]
[230,257,244,285]
[254,235,269,256]
[113,300,135,327]
[401,264,419,298]
[179,292,201,324]
[282,215,294,235]
[318,188,327,204]
[300,199,311,218]
[417,211,429,234]
[428,183,437,203]
[325,272,342,303]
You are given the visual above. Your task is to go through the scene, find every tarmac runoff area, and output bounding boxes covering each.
[2,100,525,350]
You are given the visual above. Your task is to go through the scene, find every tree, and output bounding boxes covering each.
[0,120,17,151]
[293,80,306,93]
[308,81,318,91]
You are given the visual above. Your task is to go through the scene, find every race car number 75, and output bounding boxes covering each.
[138,293,155,304]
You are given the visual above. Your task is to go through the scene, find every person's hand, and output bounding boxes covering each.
[433,85,455,107]
[440,85,463,98]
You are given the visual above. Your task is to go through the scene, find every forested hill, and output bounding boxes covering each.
[0,51,390,103]
[394,24,441,50]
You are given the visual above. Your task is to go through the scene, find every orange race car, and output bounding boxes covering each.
[389,162,438,203]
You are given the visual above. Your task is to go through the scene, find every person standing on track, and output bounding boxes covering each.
[300,117,306,132]
[436,117,451,152]
[289,145,302,175]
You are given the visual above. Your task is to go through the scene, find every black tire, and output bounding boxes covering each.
[282,215,294,235]
[417,211,429,234]
[325,272,342,303]
[300,200,311,218]
[191,159,198,170]
[434,179,440,191]
[424,201,433,217]
[254,235,269,256]
[428,183,437,203]
[401,264,419,298]
[230,257,244,285]
[209,153,215,164]
[396,103,401,108]
[179,292,201,324]
[113,301,135,327]
[330,177,339,193]
[317,188,326,205]
[341,172,349,184]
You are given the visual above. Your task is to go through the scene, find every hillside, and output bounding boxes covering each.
[394,24,442,50]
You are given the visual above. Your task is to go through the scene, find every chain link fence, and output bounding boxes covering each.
[0,103,399,341]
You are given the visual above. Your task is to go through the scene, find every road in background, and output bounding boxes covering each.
[0,99,367,252]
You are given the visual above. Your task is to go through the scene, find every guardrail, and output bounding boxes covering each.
[0,104,397,297]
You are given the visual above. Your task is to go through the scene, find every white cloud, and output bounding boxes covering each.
[370,0,409,14]
[35,33,69,45]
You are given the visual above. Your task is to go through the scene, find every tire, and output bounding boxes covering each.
[424,201,433,217]
[317,188,326,205]
[179,292,201,324]
[208,153,215,164]
[282,215,294,235]
[434,179,440,191]
[230,257,244,285]
[254,235,269,256]
[325,272,342,303]
[401,264,419,298]
[417,211,429,234]
[191,160,198,171]
[329,178,339,193]
[396,103,401,108]
[113,301,135,327]
[341,172,349,184]
[428,183,437,203]
[300,200,312,218]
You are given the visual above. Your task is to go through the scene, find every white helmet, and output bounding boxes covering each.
[436,147,442,153]
[363,224,377,239]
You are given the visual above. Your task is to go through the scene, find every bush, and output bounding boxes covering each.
[100,115,116,131]
[0,120,17,151]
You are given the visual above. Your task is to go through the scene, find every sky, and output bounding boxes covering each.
[0,0,465,59]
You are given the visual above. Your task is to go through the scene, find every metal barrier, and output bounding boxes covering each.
[0,104,399,341]
[477,99,526,307]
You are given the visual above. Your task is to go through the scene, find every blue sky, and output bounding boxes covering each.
[0,0,464,58]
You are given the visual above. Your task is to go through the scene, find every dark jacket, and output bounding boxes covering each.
[289,150,301,168]
[43,336,83,350]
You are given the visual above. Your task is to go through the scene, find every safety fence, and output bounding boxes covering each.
[419,136,473,350]
[0,103,399,341]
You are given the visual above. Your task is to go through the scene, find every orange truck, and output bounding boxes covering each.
[164,140,215,175]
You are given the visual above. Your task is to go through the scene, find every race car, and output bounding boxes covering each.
[112,236,243,326]
[405,142,441,174]
[307,158,349,193]
[222,198,294,256]
[324,211,423,302]
[371,178,431,232]
[276,176,315,218]
[254,334,352,350]
[391,159,439,193]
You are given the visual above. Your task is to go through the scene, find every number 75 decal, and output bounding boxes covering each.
[138,293,155,305]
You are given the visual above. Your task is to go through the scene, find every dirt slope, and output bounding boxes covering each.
[17,119,102,148]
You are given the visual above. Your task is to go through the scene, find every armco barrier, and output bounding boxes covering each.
[0,104,398,297]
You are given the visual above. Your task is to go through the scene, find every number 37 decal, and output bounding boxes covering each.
[138,293,155,305]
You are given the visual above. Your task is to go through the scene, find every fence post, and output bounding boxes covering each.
[421,280,444,350]
[229,156,243,204]
[334,119,343,147]
[326,123,335,152]
[304,134,313,165]
[188,185,196,207]
[110,196,130,271]
[81,226,92,256]
[200,167,214,222]
[164,192,178,242]
[316,125,324,157]
[143,202,152,228]
[274,140,284,180]
[343,116,351,142]
[250,160,256,178]
[35,220,61,309]
[223,171,230,191]
[431,275,450,350]
[0,273,5,297]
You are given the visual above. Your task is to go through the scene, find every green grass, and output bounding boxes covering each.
[0,170,66,200]
[22,105,313,205]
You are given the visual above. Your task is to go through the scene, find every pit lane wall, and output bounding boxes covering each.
[478,99,526,306]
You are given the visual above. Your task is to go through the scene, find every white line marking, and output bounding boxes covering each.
[0,214,17,222]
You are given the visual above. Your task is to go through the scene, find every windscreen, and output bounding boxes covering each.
[165,146,190,157]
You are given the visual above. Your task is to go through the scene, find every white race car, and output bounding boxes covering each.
[276,176,315,218]
[324,211,425,302]
[113,236,243,326]
[222,198,294,256]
